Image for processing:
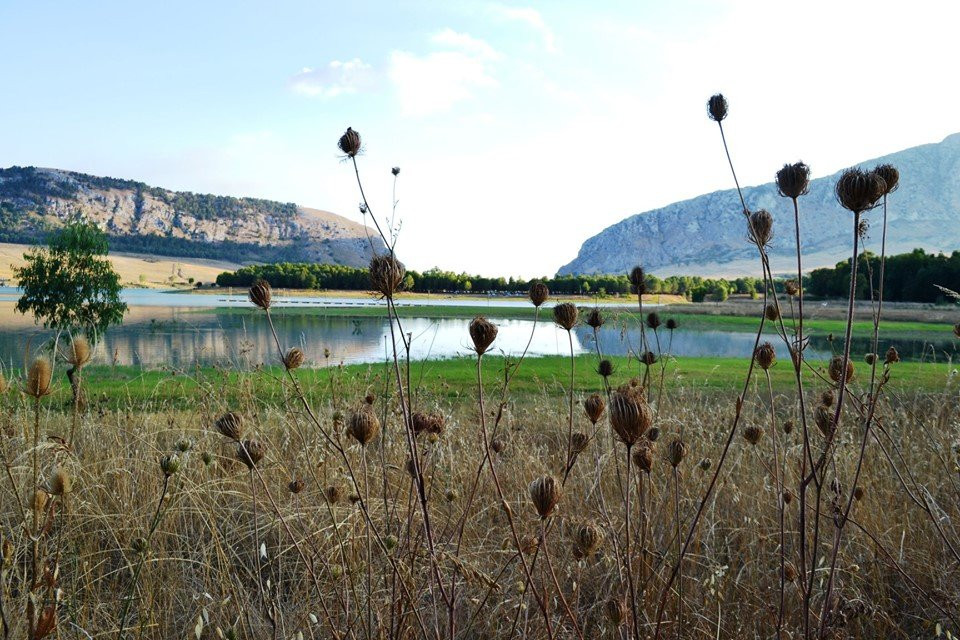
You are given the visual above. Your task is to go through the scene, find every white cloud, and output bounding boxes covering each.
[289,58,373,98]
[388,30,501,117]
[488,5,557,53]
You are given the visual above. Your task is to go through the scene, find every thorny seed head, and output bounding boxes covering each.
[885,346,901,364]
[391,166,401,176]
[699,457,712,471]
[776,161,811,199]
[364,392,376,405]
[248,279,272,310]
[283,347,305,370]
[552,302,579,330]
[853,486,865,501]
[348,406,381,446]
[570,432,590,455]
[131,537,149,555]
[369,254,406,298]
[325,485,342,504]
[47,467,72,496]
[236,440,265,470]
[338,127,361,157]
[64,336,92,368]
[528,475,561,519]
[609,383,652,446]
[646,312,662,330]
[491,439,505,454]
[667,438,689,467]
[821,389,836,407]
[764,304,780,322]
[783,420,794,434]
[160,454,181,477]
[629,266,647,295]
[707,93,728,122]
[666,318,679,330]
[828,356,855,384]
[604,597,627,626]
[754,342,776,370]
[215,412,244,441]
[864,352,877,366]
[597,359,615,378]
[835,168,886,213]
[585,307,605,329]
[785,280,800,296]
[647,426,660,442]
[573,521,602,558]
[632,442,654,473]
[873,163,899,195]
[749,209,774,247]
[743,425,763,445]
[175,439,192,453]
[784,563,798,582]
[640,351,657,366]
[288,478,305,494]
[25,358,52,398]
[815,405,836,438]
[468,316,498,355]
[584,393,606,424]
[528,282,549,307]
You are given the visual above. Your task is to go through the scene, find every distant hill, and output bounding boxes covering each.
[0,166,384,267]
[559,133,960,277]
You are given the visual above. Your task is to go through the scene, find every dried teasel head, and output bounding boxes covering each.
[64,336,92,368]
[528,475,561,519]
[783,420,794,434]
[236,440,265,469]
[776,161,811,199]
[215,412,244,441]
[584,393,605,424]
[853,486,865,501]
[885,346,901,364]
[32,489,49,514]
[160,453,181,477]
[785,280,800,296]
[828,355,855,383]
[569,432,590,455]
[47,467,72,496]
[835,168,886,213]
[632,442,654,473]
[783,562,798,582]
[552,302,579,330]
[528,281,549,307]
[25,358,52,398]
[698,457,712,471]
[640,351,657,366]
[666,318,678,330]
[743,425,763,445]
[573,521,602,558]
[604,597,627,626]
[248,279,272,310]
[667,438,688,467]
[288,478,305,494]
[391,166,400,176]
[597,359,615,378]
[754,342,776,370]
[325,485,342,504]
[707,93,728,122]
[873,163,899,195]
[646,312,662,330]
[647,426,660,441]
[748,209,774,246]
[338,127,361,157]
[585,307,605,329]
[608,385,652,446]
[412,411,431,435]
[468,316,498,355]
[348,406,381,446]
[369,254,406,298]
[764,304,780,321]
[815,405,836,438]
[629,266,647,295]
[820,389,835,407]
[491,439,505,454]
[864,352,877,366]
[283,347,305,370]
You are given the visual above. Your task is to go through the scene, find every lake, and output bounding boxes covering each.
[0,288,955,369]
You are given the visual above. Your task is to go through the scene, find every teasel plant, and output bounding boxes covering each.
[22,357,52,640]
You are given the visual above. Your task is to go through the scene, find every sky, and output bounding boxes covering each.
[2,0,959,278]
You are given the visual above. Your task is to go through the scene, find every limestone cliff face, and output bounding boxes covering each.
[559,134,960,277]
[0,167,383,266]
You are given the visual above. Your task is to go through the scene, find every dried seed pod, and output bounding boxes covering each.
[520,535,540,554]
[553,302,579,330]
[391,166,400,176]
[640,351,657,366]
[666,318,679,330]
[815,405,835,438]
[707,93,728,122]
[236,440,265,469]
[283,347,305,370]
[783,562,798,582]
[764,303,780,321]
[743,425,763,445]
[348,406,381,446]
[585,307,604,329]
[604,597,627,626]
[749,209,774,246]
[698,457,712,471]
[491,439,505,454]
[25,358,52,398]
[248,279,271,310]
[584,393,605,424]
[288,478,305,494]
[776,161,811,199]
[369,254,406,297]
[629,266,647,295]
[47,467,72,496]
[754,342,776,370]
[364,392,376,405]
[647,426,660,442]
[338,127,361,157]
[64,336,92,368]
[569,432,590,455]
[864,353,877,366]
[873,163,899,195]
[468,316,498,355]
[783,420,794,434]
[820,390,835,407]
[885,346,901,364]
[412,411,432,435]
[573,521,602,557]
[444,489,458,502]
[646,312,662,330]
[528,475,561,519]
[632,443,654,473]
[325,485,342,503]
[32,489,49,514]
[427,413,446,435]
[160,454,181,477]
[784,280,800,296]
[528,282,549,307]
[853,486,865,501]
[835,168,886,213]
[667,438,688,467]
[783,489,794,504]
[597,359,615,378]
[828,356,855,383]
[609,386,652,446]
[215,412,244,441]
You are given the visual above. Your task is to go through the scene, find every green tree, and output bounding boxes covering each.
[15,221,127,398]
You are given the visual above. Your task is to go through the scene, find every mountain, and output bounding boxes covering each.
[0,166,383,267]
[559,134,960,277]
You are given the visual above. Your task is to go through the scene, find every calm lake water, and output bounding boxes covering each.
[0,288,954,369]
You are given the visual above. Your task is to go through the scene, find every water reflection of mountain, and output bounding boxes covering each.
[0,304,953,370]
